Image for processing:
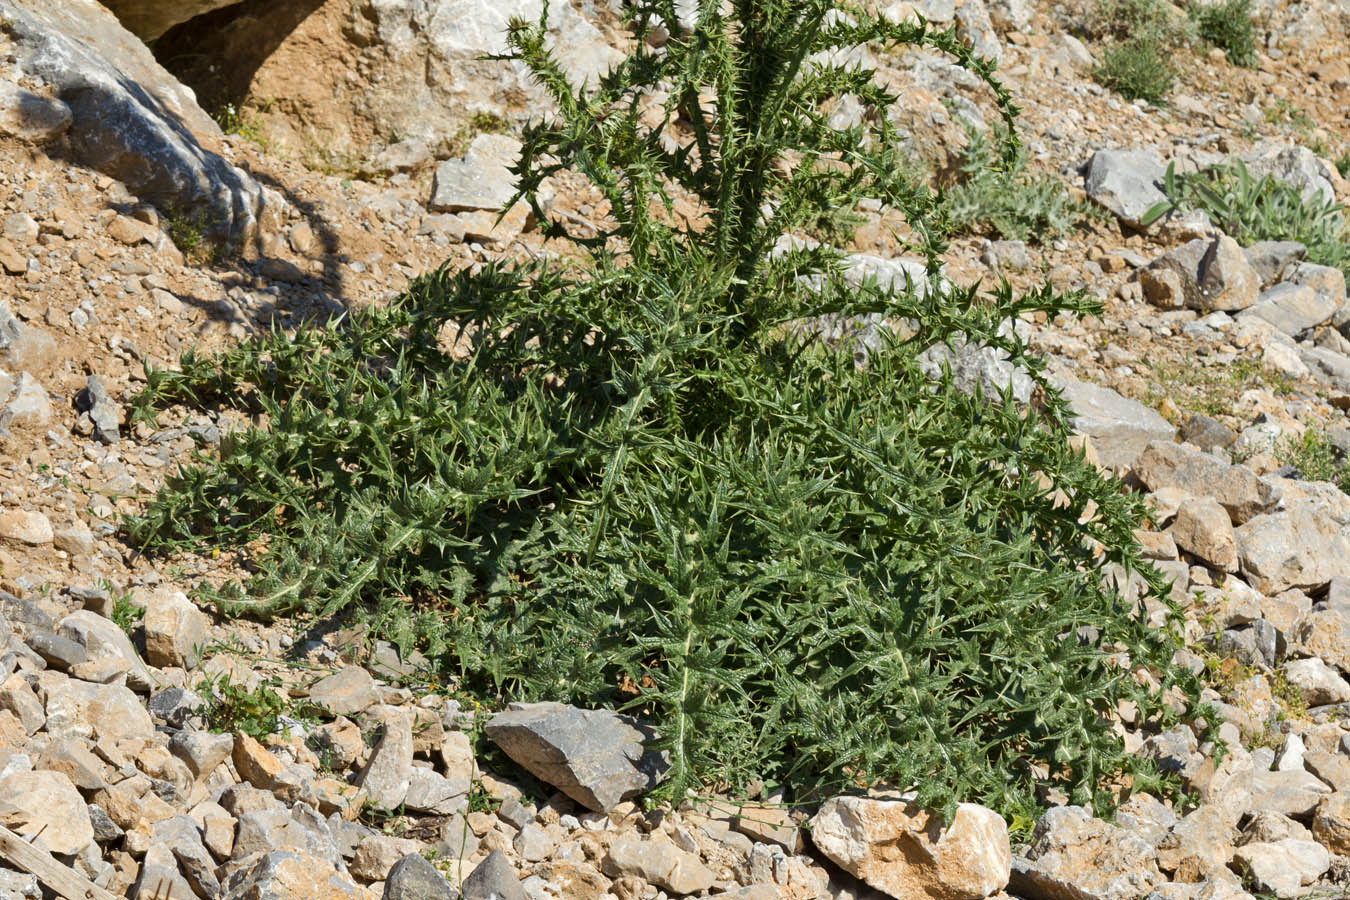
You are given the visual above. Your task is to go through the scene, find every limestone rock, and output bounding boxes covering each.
[1010,806,1164,900]
[42,676,155,742]
[485,702,667,813]
[1134,442,1280,525]
[605,838,718,896]
[384,853,456,900]
[1232,839,1329,898]
[0,82,71,141]
[172,730,236,779]
[1243,241,1307,287]
[462,851,528,900]
[810,797,1010,900]
[1282,658,1350,705]
[351,834,423,882]
[0,769,95,854]
[430,134,522,212]
[1249,769,1332,818]
[220,849,367,900]
[1240,283,1338,336]
[1,0,270,245]
[98,0,248,41]
[143,587,209,669]
[1311,792,1350,854]
[1050,377,1176,470]
[1083,149,1167,229]
[1237,505,1350,594]
[357,709,414,810]
[1170,496,1238,571]
[306,667,379,717]
[0,508,53,545]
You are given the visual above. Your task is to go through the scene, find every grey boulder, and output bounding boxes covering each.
[1083,149,1167,229]
[2,0,272,246]
[485,702,667,813]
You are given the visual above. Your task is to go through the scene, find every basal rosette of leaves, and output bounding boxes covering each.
[128,0,1201,820]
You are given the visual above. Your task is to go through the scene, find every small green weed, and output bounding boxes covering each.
[1142,159,1350,277]
[110,591,143,635]
[446,112,509,159]
[166,210,224,266]
[943,124,1082,242]
[1336,151,1350,179]
[1094,39,1176,102]
[200,675,291,738]
[1276,429,1350,493]
[1189,0,1257,67]
[215,102,269,148]
[1088,0,1193,101]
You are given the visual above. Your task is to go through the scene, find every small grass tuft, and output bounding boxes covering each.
[1276,429,1350,493]
[1088,0,1193,102]
[1189,0,1258,67]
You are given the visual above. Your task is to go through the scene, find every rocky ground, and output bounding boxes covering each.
[3,0,1350,899]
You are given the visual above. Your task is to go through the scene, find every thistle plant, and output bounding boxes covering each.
[129,0,1199,819]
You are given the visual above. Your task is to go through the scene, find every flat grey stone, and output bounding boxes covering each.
[1083,148,1167,228]
[485,702,667,813]
[1050,376,1175,470]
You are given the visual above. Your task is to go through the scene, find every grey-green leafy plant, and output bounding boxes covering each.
[1189,0,1258,67]
[127,0,1199,820]
[1142,159,1350,276]
[943,123,1082,242]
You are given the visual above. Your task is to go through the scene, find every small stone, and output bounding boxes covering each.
[233,731,285,790]
[147,688,204,727]
[1243,241,1307,287]
[1170,495,1238,571]
[462,851,528,900]
[351,834,425,882]
[142,587,208,669]
[107,215,156,246]
[306,666,379,716]
[514,823,557,862]
[429,134,522,212]
[357,709,414,810]
[404,766,469,815]
[26,630,87,670]
[385,853,456,900]
[1083,148,1166,229]
[0,509,54,545]
[1241,283,1338,336]
[171,730,235,778]
[75,375,120,444]
[605,839,718,896]
[1303,751,1350,792]
[1177,414,1237,453]
[734,802,803,853]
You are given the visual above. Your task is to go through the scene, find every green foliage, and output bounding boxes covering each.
[110,592,143,636]
[128,0,1199,817]
[1142,159,1350,276]
[214,102,268,148]
[1277,429,1350,494]
[943,124,1081,242]
[1089,0,1193,101]
[1189,0,1257,67]
[200,675,290,738]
